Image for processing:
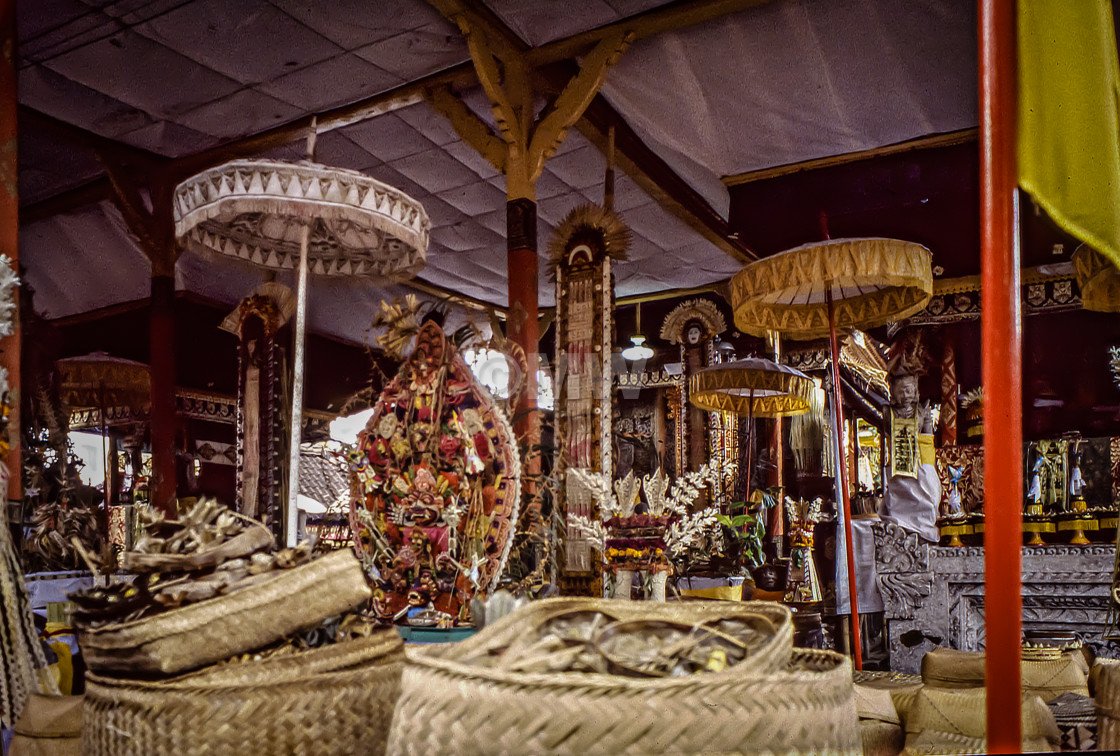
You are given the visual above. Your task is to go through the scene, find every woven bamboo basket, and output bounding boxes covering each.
[78,549,373,675]
[1097,661,1120,750]
[83,629,404,756]
[387,598,860,756]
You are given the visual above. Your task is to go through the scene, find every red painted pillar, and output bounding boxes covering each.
[0,0,19,505]
[980,0,1022,751]
[149,275,178,516]
[506,198,539,434]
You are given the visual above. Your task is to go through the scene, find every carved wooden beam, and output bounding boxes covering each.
[98,155,177,276]
[426,85,506,173]
[527,30,632,182]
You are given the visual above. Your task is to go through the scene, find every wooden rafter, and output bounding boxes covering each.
[722,128,979,186]
[527,0,773,66]
[527,31,631,181]
[426,85,507,173]
[427,2,631,201]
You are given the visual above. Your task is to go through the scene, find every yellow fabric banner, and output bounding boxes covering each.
[1018,0,1120,269]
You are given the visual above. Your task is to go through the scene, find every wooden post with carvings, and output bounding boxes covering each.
[101,159,180,517]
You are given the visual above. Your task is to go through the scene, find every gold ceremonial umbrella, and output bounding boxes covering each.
[1072,244,1120,313]
[57,353,151,542]
[174,145,430,546]
[689,356,813,417]
[690,356,812,526]
[729,236,933,670]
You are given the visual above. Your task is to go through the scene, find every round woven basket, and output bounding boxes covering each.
[387,599,860,756]
[83,629,404,756]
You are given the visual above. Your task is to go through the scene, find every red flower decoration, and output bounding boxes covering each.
[439,434,461,457]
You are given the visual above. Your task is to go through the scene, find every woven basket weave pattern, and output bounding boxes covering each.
[387,599,860,756]
[1097,662,1120,750]
[83,631,404,756]
[79,549,373,675]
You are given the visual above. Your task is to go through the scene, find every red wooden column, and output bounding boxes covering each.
[149,273,178,516]
[506,197,539,431]
[979,0,1022,751]
[0,0,19,505]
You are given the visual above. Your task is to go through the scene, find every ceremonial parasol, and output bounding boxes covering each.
[730,236,933,669]
[690,356,812,538]
[57,353,151,539]
[1072,244,1120,313]
[174,138,430,546]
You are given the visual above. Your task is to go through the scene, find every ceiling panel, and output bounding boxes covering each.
[133,0,342,86]
[19,63,153,140]
[175,87,303,141]
[43,29,243,121]
[257,53,403,112]
[353,22,468,81]
[268,0,448,52]
[391,147,483,195]
[341,113,438,163]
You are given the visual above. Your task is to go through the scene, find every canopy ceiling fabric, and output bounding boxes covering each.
[16,0,979,342]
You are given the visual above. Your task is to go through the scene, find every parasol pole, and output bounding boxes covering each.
[826,289,862,670]
[100,384,109,529]
[745,388,755,509]
[284,121,318,547]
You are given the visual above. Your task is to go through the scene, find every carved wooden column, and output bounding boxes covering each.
[426,8,629,583]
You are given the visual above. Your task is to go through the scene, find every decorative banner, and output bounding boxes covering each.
[940,338,958,446]
[550,204,628,593]
[231,289,290,527]
[890,413,920,479]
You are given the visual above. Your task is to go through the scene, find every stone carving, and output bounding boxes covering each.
[873,520,1116,672]
[871,520,930,574]
[878,572,932,620]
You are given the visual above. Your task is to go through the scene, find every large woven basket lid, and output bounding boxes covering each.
[1072,244,1120,312]
[689,356,812,417]
[730,237,933,339]
[174,159,430,278]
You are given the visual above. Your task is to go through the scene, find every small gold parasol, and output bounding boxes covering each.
[689,356,812,417]
[1072,244,1120,313]
[690,355,812,536]
[57,353,151,543]
[729,235,933,670]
